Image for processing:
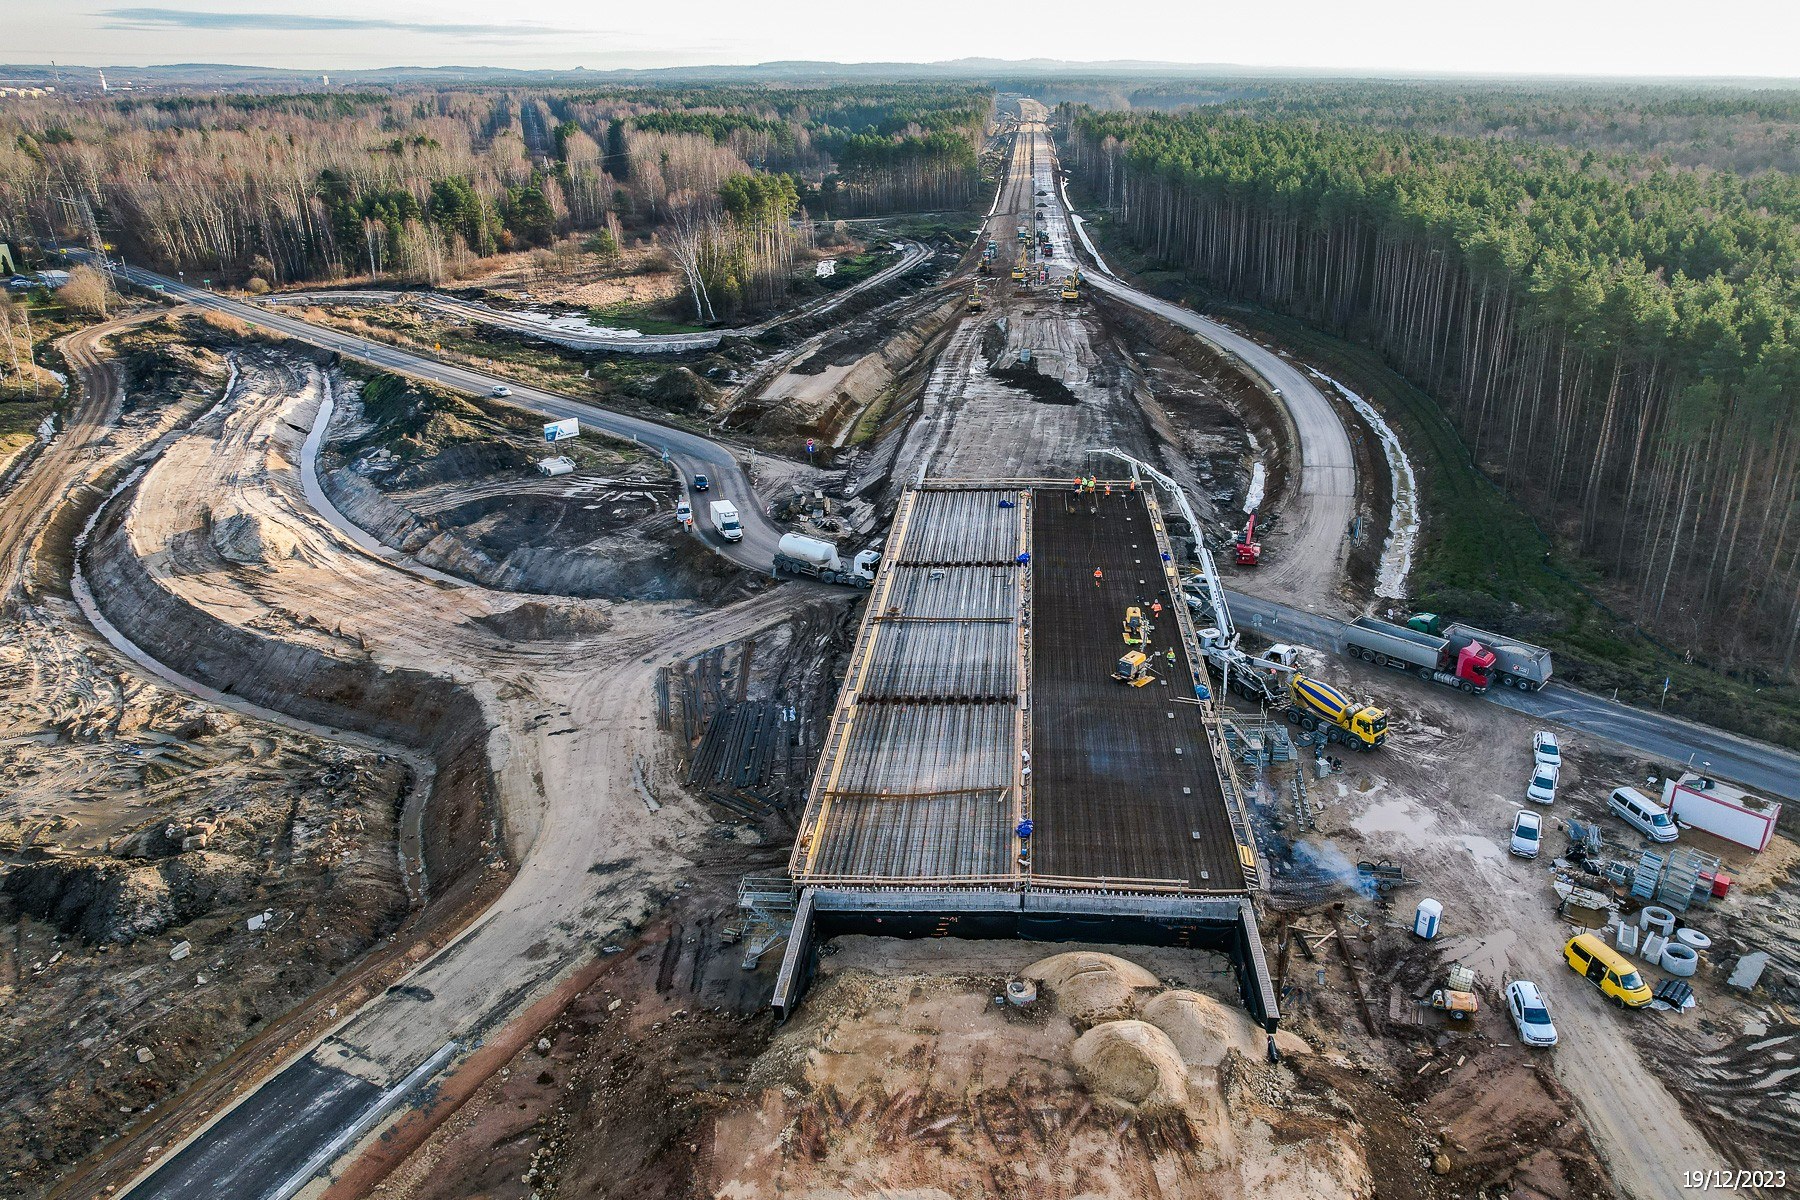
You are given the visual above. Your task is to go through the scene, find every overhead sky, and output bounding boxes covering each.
[12,0,1800,77]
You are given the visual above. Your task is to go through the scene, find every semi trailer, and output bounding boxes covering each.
[1346,617,1496,694]
[1406,614,1554,691]
[772,533,879,587]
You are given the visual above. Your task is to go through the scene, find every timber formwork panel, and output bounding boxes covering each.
[805,703,1017,879]
[1028,488,1244,891]
[860,565,1020,700]
[892,489,1025,566]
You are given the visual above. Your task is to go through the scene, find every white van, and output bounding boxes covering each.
[1609,786,1678,843]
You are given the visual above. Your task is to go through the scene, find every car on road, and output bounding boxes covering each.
[1533,730,1562,768]
[675,500,693,526]
[1526,762,1559,805]
[1504,980,1559,1047]
[1509,809,1542,858]
[1564,933,1652,1007]
[490,384,511,397]
[692,473,710,491]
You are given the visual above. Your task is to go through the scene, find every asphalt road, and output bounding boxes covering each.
[259,238,931,355]
[99,258,787,570]
[128,1057,378,1200]
[1226,589,1800,803]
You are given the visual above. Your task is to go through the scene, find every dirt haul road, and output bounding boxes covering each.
[0,311,168,596]
[100,352,814,1199]
[1043,123,1359,610]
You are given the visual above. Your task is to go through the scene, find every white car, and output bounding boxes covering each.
[1533,731,1562,769]
[1509,808,1542,859]
[1526,763,1559,805]
[490,384,512,397]
[1505,980,1558,1047]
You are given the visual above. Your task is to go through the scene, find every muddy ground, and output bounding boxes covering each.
[1222,640,1800,1197]
[319,369,744,602]
[0,325,424,1198]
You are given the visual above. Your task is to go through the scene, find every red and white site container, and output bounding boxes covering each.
[1662,773,1781,853]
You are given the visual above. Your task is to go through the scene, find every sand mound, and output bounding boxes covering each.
[1139,989,1266,1069]
[1023,952,1160,1025]
[1071,1020,1190,1112]
[472,598,613,641]
[210,506,300,564]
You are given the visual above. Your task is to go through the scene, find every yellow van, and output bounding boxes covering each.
[1563,934,1653,1007]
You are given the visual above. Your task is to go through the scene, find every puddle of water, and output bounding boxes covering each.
[1351,794,1437,846]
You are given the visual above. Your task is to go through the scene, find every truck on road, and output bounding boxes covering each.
[1406,613,1554,691]
[1346,616,1496,694]
[708,500,743,542]
[773,533,879,588]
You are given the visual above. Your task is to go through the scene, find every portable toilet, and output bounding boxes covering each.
[1414,898,1443,940]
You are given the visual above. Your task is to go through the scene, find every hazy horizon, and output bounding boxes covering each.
[12,0,1800,79]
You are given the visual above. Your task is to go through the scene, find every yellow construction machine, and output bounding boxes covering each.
[1060,269,1082,302]
[1112,650,1155,687]
[1122,605,1148,646]
[967,282,985,312]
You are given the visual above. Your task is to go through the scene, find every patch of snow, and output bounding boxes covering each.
[814,259,837,279]
[35,414,56,442]
[1307,367,1418,600]
[1058,176,1113,275]
[1243,461,1266,514]
[507,309,644,340]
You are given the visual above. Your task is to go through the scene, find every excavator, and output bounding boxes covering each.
[967,282,985,312]
[1060,269,1082,302]
[1235,511,1262,566]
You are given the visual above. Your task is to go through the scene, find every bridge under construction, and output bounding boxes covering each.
[770,475,1279,1028]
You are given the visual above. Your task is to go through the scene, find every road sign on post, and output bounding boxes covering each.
[805,437,816,463]
[544,417,580,443]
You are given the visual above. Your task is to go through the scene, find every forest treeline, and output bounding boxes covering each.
[1063,103,1800,672]
[0,84,990,310]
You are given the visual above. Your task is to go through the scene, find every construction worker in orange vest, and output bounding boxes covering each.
[1151,600,1163,619]
[1093,567,1103,586]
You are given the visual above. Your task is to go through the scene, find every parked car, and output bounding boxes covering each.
[1509,809,1542,859]
[1564,933,1652,1007]
[1609,786,1678,843]
[1533,730,1561,768]
[1526,762,1559,805]
[490,384,511,397]
[1505,980,1559,1047]
[675,500,693,526]
[692,473,710,491]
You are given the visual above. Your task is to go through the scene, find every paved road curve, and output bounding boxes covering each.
[1041,129,1358,605]
[259,239,931,355]
[98,258,788,569]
